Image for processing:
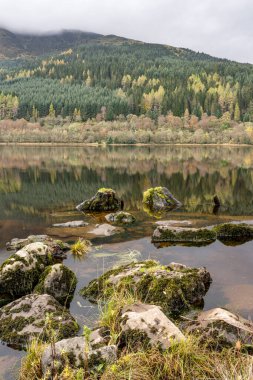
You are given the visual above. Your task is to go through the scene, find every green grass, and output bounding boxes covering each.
[71,238,91,256]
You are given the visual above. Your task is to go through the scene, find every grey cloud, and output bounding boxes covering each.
[0,0,252,63]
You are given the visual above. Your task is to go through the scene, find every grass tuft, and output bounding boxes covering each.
[71,238,91,256]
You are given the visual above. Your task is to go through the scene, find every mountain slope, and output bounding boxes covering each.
[0,27,218,61]
[0,28,103,59]
[0,28,252,124]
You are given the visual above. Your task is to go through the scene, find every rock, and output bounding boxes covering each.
[119,302,185,350]
[89,327,111,348]
[0,243,54,299]
[89,223,123,237]
[155,220,192,226]
[80,260,212,317]
[105,211,136,225]
[0,294,79,348]
[41,336,117,375]
[53,220,88,227]
[34,264,77,306]
[6,234,70,253]
[152,226,216,245]
[185,308,253,348]
[213,223,253,243]
[76,188,121,212]
[143,187,182,213]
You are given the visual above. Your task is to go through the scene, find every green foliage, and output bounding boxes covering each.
[71,239,91,256]
[0,37,253,122]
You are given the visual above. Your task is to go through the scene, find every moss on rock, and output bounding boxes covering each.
[143,187,182,215]
[76,188,122,212]
[34,264,77,306]
[0,294,79,349]
[80,260,212,318]
[0,243,54,300]
[152,226,216,244]
[212,223,253,243]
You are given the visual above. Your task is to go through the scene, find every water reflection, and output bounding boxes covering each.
[1,145,253,378]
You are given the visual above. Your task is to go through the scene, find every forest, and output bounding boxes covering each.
[0,38,253,124]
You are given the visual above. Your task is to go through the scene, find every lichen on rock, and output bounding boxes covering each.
[76,188,122,212]
[119,302,185,351]
[0,294,79,348]
[184,307,253,349]
[34,264,77,306]
[0,242,54,300]
[80,260,212,317]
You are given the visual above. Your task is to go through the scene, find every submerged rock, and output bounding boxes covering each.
[213,223,253,243]
[152,226,216,245]
[0,294,79,348]
[143,187,182,213]
[6,234,70,253]
[76,188,121,212]
[105,211,136,225]
[119,302,185,350]
[89,223,123,237]
[185,308,253,349]
[0,242,54,299]
[34,264,77,306]
[80,260,212,317]
[53,220,88,228]
[42,336,117,376]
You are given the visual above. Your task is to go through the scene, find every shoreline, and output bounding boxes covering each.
[0,142,253,147]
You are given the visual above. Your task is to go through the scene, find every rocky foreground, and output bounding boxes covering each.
[1,188,253,379]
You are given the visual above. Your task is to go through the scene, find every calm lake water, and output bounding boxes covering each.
[1,144,253,379]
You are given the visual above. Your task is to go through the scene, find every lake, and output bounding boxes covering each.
[1,144,253,379]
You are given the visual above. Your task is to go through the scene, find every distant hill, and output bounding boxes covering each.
[0,27,218,61]
[0,28,252,124]
[0,28,103,59]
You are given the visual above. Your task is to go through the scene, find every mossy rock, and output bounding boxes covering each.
[6,234,70,252]
[80,261,212,318]
[0,294,79,349]
[41,336,117,376]
[105,211,136,225]
[76,188,122,212]
[152,226,217,244]
[0,242,54,301]
[184,308,253,350]
[212,223,253,244]
[143,187,182,215]
[34,264,77,306]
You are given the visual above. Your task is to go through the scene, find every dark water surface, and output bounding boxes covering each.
[1,145,253,379]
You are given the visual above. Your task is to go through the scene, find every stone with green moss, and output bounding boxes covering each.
[212,223,253,243]
[0,242,54,301]
[34,264,77,306]
[0,293,79,348]
[6,234,70,252]
[143,187,182,215]
[119,302,185,351]
[105,211,136,225]
[41,336,117,376]
[80,260,212,318]
[152,226,217,245]
[76,188,122,212]
[184,308,253,349]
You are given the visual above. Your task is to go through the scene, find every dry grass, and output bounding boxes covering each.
[19,339,46,380]
[101,336,253,380]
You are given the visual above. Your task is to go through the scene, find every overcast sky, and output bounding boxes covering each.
[0,0,252,63]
